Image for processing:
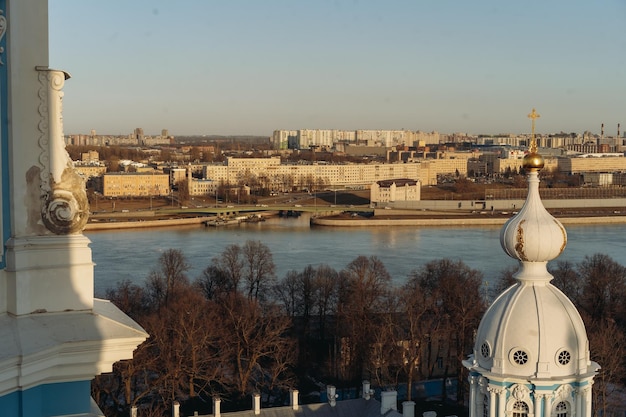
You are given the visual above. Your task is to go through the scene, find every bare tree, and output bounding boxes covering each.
[195,264,230,300]
[146,248,190,308]
[105,279,149,320]
[242,240,276,301]
[273,270,300,317]
[196,243,246,301]
[577,254,626,323]
[368,292,403,388]
[298,265,316,333]
[336,255,392,381]
[218,293,295,397]
[313,264,338,341]
[549,260,583,301]
[396,280,442,401]
[176,179,190,203]
[491,265,517,299]
[409,258,485,403]
[588,318,626,417]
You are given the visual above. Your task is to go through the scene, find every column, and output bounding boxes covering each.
[533,393,543,417]
[542,393,552,417]
[468,376,477,417]
[487,387,500,417]
[581,384,592,417]
[497,389,506,417]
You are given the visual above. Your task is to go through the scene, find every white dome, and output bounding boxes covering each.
[472,171,591,380]
[500,172,567,263]
[473,263,591,379]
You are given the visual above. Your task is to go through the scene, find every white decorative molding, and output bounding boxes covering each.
[552,385,574,416]
[505,384,534,417]
[0,299,147,395]
[35,67,88,234]
[0,9,6,65]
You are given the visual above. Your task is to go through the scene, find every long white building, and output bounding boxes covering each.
[202,157,424,190]
[271,129,440,150]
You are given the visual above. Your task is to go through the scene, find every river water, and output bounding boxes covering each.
[85,214,626,296]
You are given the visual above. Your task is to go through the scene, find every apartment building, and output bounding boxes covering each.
[557,155,626,174]
[271,129,440,150]
[100,172,170,197]
[200,157,469,192]
[419,158,468,185]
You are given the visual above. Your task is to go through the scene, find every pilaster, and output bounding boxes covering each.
[0,3,148,417]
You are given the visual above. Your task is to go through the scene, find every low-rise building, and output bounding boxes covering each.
[74,163,107,179]
[370,179,420,203]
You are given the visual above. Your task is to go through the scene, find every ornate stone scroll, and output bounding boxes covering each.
[0,9,6,65]
[36,67,88,234]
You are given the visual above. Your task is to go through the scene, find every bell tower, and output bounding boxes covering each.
[463,109,599,417]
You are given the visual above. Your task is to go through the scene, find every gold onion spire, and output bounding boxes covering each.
[523,108,545,171]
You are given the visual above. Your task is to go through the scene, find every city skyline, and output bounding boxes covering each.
[49,1,626,137]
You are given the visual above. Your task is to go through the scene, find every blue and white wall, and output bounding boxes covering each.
[0,2,147,416]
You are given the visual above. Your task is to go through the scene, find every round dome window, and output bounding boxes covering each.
[556,349,571,366]
[510,349,529,366]
[480,342,491,359]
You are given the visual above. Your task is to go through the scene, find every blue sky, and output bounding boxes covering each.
[49,1,626,137]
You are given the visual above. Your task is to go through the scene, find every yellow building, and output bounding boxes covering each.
[74,163,106,179]
[418,159,468,185]
[101,172,170,197]
[201,157,472,189]
[558,155,626,174]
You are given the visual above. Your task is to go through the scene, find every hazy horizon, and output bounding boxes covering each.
[50,1,626,137]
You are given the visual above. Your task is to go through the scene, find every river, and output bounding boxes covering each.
[85,214,626,296]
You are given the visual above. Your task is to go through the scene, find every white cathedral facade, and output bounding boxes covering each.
[463,111,599,417]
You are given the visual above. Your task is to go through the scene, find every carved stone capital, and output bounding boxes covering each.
[36,67,88,235]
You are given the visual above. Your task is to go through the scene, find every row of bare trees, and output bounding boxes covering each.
[94,243,626,417]
[96,246,293,416]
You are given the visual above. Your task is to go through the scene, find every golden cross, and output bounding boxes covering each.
[527,108,540,153]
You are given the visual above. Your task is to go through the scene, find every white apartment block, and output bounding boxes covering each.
[226,156,281,169]
[203,159,424,190]
[271,129,438,150]
[200,157,468,193]
[355,130,417,147]
[271,130,297,150]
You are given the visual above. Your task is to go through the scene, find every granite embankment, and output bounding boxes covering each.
[84,197,626,230]
[310,214,626,227]
[85,216,213,231]
[84,210,626,230]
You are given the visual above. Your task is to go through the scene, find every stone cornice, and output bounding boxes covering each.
[0,299,147,395]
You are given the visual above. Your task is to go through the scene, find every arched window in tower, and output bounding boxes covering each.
[555,401,569,417]
[482,393,489,417]
[512,401,529,417]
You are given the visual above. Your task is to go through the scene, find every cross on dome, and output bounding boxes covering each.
[501,108,566,267]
